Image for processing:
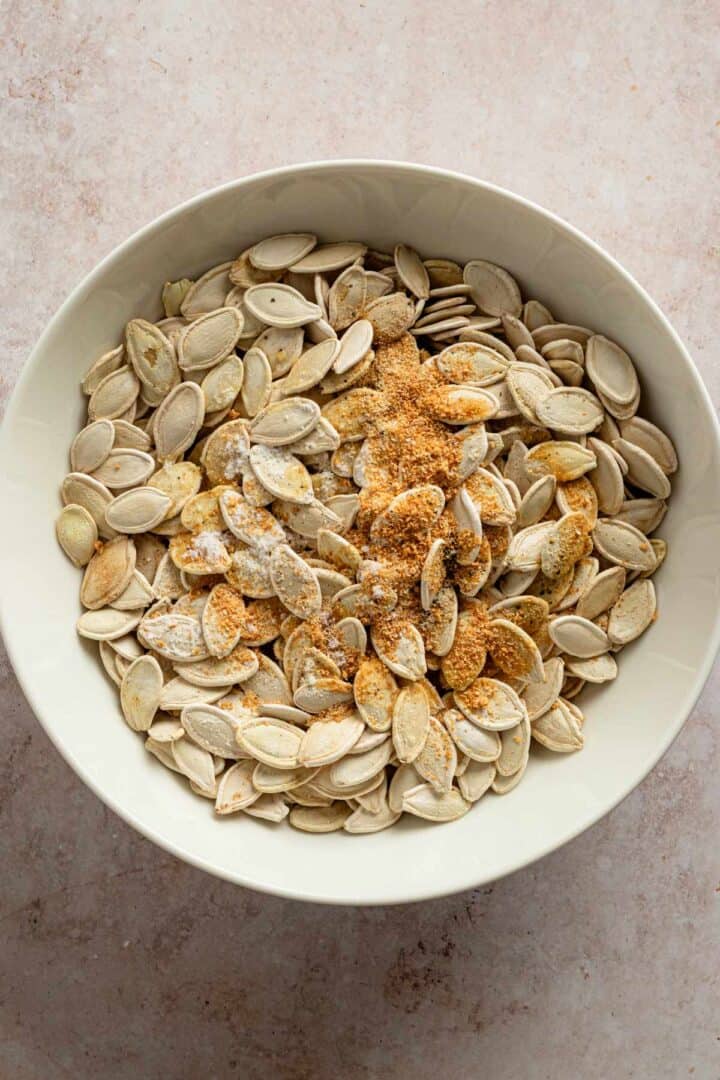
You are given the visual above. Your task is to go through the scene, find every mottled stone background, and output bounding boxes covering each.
[1,2,718,1077]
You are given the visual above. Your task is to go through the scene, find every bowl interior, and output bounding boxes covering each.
[2,161,718,904]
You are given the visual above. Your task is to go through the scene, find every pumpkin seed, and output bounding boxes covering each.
[592,518,657,571]
[56,504,98,566]
[526,440,597,482]
[618,416,677,474]
[535,387,604,435]
[82,345,125,395]
[532,699,584,752]
[244,283,322,328]
[249,445,314,504]
[392,683,430,763]
[298,710,364,768]
[517,474,556,528]
[463,260,521,317]
[613,438,671,499]
[585,335,640,405]
[88,366,140,421]
[120,654,163,731]
[154,382,205,461]
[576,566,626,621]
[565,652,618,683]
[105,487,173,533]
[607,579,656,645]
[402,783,471,822]
[281,339,340,395]
[290,242,367,274]
[91,448,155,489]
[181,262,232,317]
[548,615,610,658]
[70,419,115,473]
[125,319,179,398]
[289,802,351,832]
[454,677,525,731]
[77,607,144,640]
[250,233,317,271]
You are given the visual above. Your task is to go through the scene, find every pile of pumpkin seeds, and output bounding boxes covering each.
[56,234,676,833]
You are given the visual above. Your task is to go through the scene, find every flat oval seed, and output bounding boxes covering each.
[522,657,565,721]
[525,441,597,482]
[532,699,584,753]
[289,242,367,274]
[201,354,244,413]
[254,326,304,378]
[105,487,173,533]
[236,717,304,768]
[436,341,509,386]
[394,243,430,299]
[587,437,625,515]
[80,535,136,609]
[119,654,163,731]
[576,566,626,621]
[249,445,314,504]
[281,339,340,395]
[270,544,322,619]
[112,419,152,452]
[137,611,208,661]
[244,283,322,328]
[125,319,179,397]
[371,618,426,681]
[180,704,243,757]
[77,607,143,640]
[91,448,155,489]
[82,345,124,395]
[565,652,618,683]
[428,384,498,425]
[56,504,98,566]
[334,319,374,374]
[250,397,321,446]
[592,518,657,571]
[517,474,556,528]
[249,233,317,271]
[402,784,471,822]
[413,715,457,792]
[154,382,205,461]
[613,438,671,499]
[70,419,115,473]
[453,677,525,730]
[619,416,678,474]
[463,260,522,317]
[486,618,544,682]
[548,615,610,658]
[353,656,397,732]
[88,366,140,421]
[212,761,258,814]
[289,802,351,832]
[177,307,243,371]
[298,710,364,768]
[171,739,216,793]
[607,579,657,645]
[585,335,640,405]
[535,387,604,435]
[241,346,272,417]
[392,683,430,764]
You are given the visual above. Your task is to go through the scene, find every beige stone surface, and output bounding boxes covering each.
[1,2,718,1077]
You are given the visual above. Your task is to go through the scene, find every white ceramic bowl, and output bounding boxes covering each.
[2,161,719,905]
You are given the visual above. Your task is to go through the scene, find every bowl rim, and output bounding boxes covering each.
[2,158,719,905]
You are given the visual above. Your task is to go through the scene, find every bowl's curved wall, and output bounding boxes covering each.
[1,161,718,904]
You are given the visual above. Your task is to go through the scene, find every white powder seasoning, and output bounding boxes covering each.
[187,530,226,562]
[222,434,250,480]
